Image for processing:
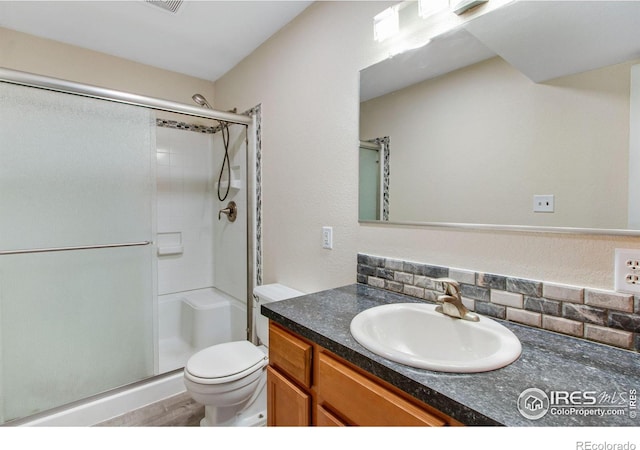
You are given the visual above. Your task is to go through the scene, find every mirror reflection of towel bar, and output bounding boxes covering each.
[0,241,152,255]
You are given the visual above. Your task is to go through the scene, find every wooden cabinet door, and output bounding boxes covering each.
[316,405,347,426]
[267,366,311,426]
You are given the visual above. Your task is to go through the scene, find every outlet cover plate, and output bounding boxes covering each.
[614,248,640,294]
[533,194,554,213]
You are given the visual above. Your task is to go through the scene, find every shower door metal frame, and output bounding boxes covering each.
[0,67,259,422]
[0,67,252,126]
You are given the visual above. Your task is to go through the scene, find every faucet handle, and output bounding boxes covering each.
[435,278,461,297]
[434,278,480,322]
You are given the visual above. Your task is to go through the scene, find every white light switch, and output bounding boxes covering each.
[322,226,333,249]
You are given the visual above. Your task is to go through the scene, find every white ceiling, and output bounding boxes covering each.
[0,0,313,81]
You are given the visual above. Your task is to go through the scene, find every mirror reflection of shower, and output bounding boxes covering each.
[192,93,232,203]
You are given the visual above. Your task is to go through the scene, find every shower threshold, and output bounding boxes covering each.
[10,371,186,427]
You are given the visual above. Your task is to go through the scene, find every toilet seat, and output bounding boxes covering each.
[185,341,267,385]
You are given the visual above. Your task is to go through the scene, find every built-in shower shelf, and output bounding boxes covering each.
[157,232,183,256]
[157,245,184,256]
[216,179,242,191]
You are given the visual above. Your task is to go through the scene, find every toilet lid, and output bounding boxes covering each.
[186,341,267,382]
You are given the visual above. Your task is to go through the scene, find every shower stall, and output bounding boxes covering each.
[0,68,258,425]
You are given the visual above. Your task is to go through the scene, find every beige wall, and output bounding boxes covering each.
[0,27,215,122]
[215,1,640,292]
[360,56,632,228]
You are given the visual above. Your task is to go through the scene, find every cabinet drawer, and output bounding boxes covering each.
[268,323,312,388]
[317,353,446,426]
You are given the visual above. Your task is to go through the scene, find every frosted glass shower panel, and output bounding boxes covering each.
[0,246,154,422]
[0,83,154,250]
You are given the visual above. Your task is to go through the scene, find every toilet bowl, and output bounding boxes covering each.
[183,284,302,426]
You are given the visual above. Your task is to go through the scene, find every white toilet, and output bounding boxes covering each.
[183,283,302,426]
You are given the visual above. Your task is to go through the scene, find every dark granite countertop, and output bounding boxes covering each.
[261,284,640,426]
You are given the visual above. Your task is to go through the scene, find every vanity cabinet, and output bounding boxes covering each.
[267,322,461,427]
[266,323,313,426]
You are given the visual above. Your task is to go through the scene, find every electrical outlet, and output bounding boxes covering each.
[322,226,333,250]
[533,194,554,213]
[614,248,640,294]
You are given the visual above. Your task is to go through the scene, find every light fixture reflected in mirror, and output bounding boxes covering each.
[373,5,399,42]
[451,0,488,15]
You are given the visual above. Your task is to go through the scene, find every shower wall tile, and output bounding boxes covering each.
[356,253,640,353]
[156,126,214,295]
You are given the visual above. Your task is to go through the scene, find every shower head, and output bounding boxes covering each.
[192,93,212,109]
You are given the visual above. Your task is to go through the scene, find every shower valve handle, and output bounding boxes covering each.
[218,201,237,222]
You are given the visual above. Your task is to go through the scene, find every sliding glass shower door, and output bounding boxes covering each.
[0,82,155,424]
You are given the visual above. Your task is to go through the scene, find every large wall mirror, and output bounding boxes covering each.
[359,0,640,234]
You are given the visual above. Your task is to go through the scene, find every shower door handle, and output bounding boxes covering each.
[218,201,237,222]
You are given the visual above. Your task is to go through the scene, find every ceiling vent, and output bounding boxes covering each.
[145,0,183,14]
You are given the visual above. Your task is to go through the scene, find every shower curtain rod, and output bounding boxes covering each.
[0,67,252,126]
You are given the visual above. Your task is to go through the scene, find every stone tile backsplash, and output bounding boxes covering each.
[357,253,640,353]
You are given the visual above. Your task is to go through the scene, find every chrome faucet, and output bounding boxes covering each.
[435,278,479,322]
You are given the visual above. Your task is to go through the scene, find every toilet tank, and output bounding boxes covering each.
[253,284,303,346]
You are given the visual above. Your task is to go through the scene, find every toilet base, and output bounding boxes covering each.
[199,379,267,427]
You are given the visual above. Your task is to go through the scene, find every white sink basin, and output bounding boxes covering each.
[350,303,522,373]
